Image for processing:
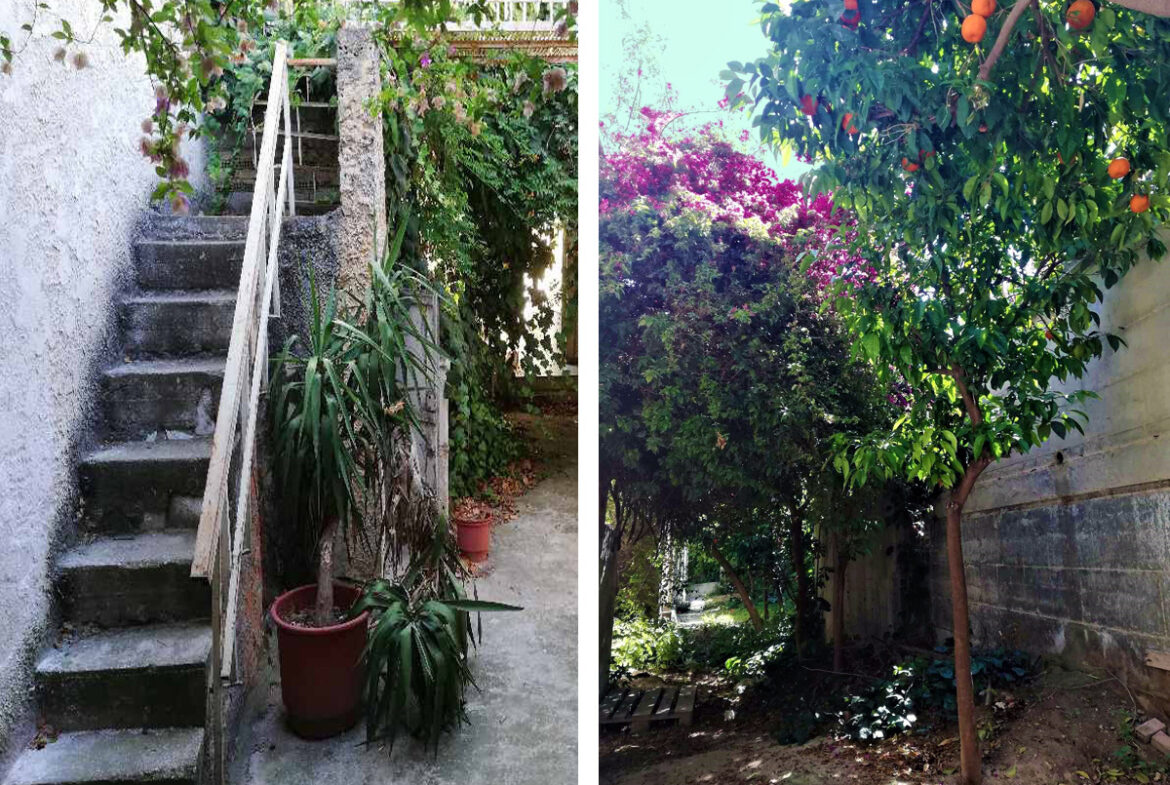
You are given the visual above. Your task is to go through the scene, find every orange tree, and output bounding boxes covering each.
[727,1,1168,782]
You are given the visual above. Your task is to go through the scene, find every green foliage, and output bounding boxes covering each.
[368,27,579,495]
[443,299,524,498]
[611,616,791,676]
[351,525,521,752]
[729,0,1170,492]
[614,537,662,622]
[838,648,1033,741]
[687,544,722,585]
[602,195,887,516]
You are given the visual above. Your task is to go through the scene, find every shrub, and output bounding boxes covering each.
[611,616,791,677]
[837,648,1033,741]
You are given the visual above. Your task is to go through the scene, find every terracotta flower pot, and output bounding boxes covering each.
[455,511,493,562]
[270,582,368,739]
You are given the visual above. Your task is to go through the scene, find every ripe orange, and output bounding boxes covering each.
[1131,194,1150,213]
[961,14,987,43]
[841,112,859,134]
[902,157,920,172]
[800,94,817,116]
[844,0,859,9]
[1107,157,1130,179]
[971,0,996,16]
[1066,0,1095,30]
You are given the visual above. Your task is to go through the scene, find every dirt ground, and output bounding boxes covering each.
[601,667,1169,785]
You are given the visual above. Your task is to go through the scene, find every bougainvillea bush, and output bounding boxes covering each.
[599,112,892,681]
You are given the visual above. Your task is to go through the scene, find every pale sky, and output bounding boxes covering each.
[600,0,809,181]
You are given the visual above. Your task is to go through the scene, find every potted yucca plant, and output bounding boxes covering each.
[269,221,444,738]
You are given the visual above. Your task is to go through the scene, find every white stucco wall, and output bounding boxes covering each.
[0,0,206,754]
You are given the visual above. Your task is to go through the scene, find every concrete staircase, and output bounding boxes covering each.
[2,216,246,785]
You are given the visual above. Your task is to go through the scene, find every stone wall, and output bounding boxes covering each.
[0,0,205,759]
[927,240,1170,704]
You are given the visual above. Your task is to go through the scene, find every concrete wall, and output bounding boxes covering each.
[0,0,205,756]
[927,241,1170,703]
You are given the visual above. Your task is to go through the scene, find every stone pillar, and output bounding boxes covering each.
[336,25,386,296]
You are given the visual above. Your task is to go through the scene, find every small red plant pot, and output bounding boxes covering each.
[455,512,493,562]
[270,583,369,739]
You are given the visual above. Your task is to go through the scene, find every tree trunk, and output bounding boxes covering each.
[599,530,622,694]
[789,511,809,656]
[599,477,622,696]
[832,533,848,673]
[315,517,340,626]
[709,542,763,631]
[948,459,990,785]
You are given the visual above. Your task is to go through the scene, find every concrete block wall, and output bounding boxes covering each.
[928,238,1170,701]
[0,0,205,759]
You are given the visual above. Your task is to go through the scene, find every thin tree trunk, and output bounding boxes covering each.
[315,517,340,626]
[599,476,621,696]
[790,510,809,656]
[832,533,847,673]
[599,533,622,694]
[947,459,991,785]
[709,542,763,631]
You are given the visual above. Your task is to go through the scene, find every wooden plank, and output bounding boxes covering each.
[675,686,696,727]
[653,687,677,719]
[599,687,625,722]
[1146,650,1170,671]
[612,690,640,723]
[630,688,661,735]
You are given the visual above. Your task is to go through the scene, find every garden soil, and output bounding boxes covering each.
[601,668,1166,784]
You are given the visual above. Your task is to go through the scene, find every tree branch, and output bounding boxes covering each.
[950,363,983,426]
[900,0,934,56]
[978,0,1032,82]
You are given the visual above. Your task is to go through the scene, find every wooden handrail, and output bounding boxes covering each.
[191,40,294,785]
[192,40,292,578]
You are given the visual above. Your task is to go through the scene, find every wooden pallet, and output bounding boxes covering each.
[600,685,696,733]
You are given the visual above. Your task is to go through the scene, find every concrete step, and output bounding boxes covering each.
[57,532,209,626]
[120,291,235,358]
[2,726,203,785]
[102,358,225,440]
[139,214,247,242]
[133,239,243,292]
[79,439,211,532]
[36,623,210,732]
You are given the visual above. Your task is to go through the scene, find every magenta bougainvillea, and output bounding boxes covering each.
[601,107,863,290]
